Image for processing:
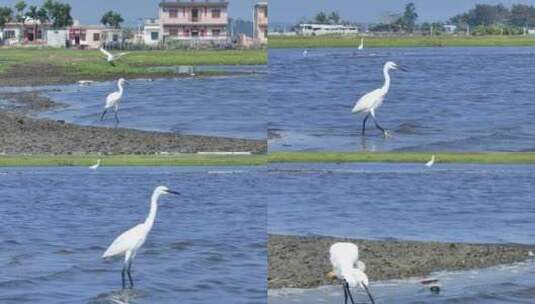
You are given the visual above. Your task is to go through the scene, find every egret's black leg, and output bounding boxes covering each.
[114,110,120,124]
[363,284,375,304]
[344,284,347,304]
[362,114,370,136]
[371,115,387,136]
[127,260,134,289]
[345,282,356,304]
[100,109,108,121]
[121,264,126,289]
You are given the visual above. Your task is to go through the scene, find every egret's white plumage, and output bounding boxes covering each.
[89,159,101,170]
[352,61,406,136]
[426,155,435,167]
[358,38,364,50]
[101,78,126,124]
[102,186,180,288]
[100,47,130,65]
[329,242,375,304]
[303,49,308,57]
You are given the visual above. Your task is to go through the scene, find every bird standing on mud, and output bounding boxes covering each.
[328,242,375,304]
[101,78,127,124]
[102,186,180,289]
[352,61,407,137]
[100,47,130,66]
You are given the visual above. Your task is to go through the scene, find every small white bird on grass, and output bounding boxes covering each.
[101,78,127,124]
[90,159,101,170]
[352,61,407,137]
[102,186,180,289]
[100,47,130,66]
[327,242,375,304]
[358,38,364,50]
[426,155,436,167]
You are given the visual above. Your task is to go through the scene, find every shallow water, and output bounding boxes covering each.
[269,261,535,304]
[0,167,265,304]
[29,70,266,140]
[268,163,535,244]
[269,47,535,151]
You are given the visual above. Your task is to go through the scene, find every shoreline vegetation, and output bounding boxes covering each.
[4,152,535,166]
[268,35,535,48]
[0,48,266,86]
[268,234,535,289]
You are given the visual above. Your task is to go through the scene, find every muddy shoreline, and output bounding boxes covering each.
[0,89,265,154]
[268,234,535,289]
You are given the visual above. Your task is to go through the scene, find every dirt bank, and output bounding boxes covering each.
[0,111,265,154]
[268,234,535,289]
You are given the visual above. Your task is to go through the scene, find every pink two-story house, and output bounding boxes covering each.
[159,0,229,41]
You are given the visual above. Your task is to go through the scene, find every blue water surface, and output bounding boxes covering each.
[269,47,535,151]
[0,167,266,304]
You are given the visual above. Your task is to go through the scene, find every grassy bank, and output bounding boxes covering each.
[0,154,267,167]
[269,35,535,48]
[269,152,535,164]
[3,152,535,166]
[0,48,266,81]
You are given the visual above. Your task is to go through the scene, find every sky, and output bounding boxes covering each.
[0,0,258,26]
[270,0,535,24]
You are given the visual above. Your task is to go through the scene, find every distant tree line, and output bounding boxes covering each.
[0,1,124,30]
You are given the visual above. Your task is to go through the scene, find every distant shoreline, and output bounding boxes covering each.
[268,234,535,289]
[268,35,535,48]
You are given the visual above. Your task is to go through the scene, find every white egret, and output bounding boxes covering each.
[352,61,407,136]
[327,242,375,304]
[426,155,435,167]
[101,78,127,124]
[100,47,130,66]
[102,186,180,289]
[89,159,101,170]
[358,38,364,50]
[303,49,309,57]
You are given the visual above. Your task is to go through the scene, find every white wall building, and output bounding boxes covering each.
[297,24,359,36]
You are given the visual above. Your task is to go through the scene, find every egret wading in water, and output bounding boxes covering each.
[327,242,375,304]
[101,78,127,124]
[426,155,436,167]
[100,47,130,66]
[89,159,101,170]
[102,186,180,289]
[352,61,407,137]
[358,38,364,50]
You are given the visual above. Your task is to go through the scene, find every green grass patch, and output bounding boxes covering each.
[0,48,266,79]
[269,152,535,164]
[268,35,535,48]
[0,154,267,167]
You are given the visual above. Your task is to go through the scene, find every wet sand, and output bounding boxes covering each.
[268,234,535,289]
[0,91,265,154]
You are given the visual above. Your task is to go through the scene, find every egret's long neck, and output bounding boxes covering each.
[382,67,391,93]
[118,82,124,94]
[145,191,161,229]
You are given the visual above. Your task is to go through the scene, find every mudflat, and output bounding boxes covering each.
[268,234,535,289]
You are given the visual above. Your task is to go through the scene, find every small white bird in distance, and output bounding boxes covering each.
[358,38,364,50]
[102,186,180,289]
[303,49,309,57]
[426,155,435,168]
[100,47,130,66]
[101,78,127,124]
[89,159,101,170]
[352,61,407,137]
[327,242,375,304]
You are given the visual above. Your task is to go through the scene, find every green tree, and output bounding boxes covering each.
[398,2,418,32]
[314,12,328,24]
[510,4,535,27]
[14,1,26,22]
[43,0,73,28]
[0,7,13,28]
[101,10,124,28]
[328,11,341,24]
